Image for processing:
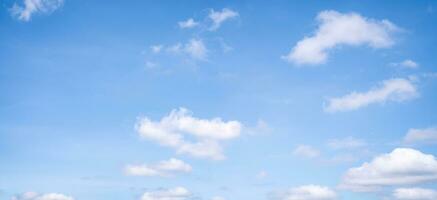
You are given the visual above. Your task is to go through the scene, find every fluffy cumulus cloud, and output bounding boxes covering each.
[404,127,437,144]
[136,107,242,160]
[327,137,366,149]
[10,0,64,22]
[340,148,437,192]
[141,187,191,200]
[282,10,398,65]
[324,78,417,112]
[393,187,437,200]
[125,158,192,177]
[390,59,419,69]
[208,8,239,31]
[178,18,199,29]
[11,192,74,200]
[278,185,337,200]
[293,145,320,158]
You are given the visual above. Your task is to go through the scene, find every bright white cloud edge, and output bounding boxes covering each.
[340,148,437,192]
[136,107,242,160]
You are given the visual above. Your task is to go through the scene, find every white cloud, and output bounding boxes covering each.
[125,158,192,177]
[324,78,417,112]
[282,10,398,65]
[279,185,337,200]
[327,137,366,149]
[141,187,191,200]
[178,18,199,29]
[145,61,158,69]
[10,0,64,22]
[151,45,164,53]
[393,187,437,200]
[293,145,320,158]
[166,39,207,60]
[339,148,437,192]
[390,59,419,69]
[404,127,437,144]
[184,39,207,60]
[12,192,74,200]
[208,8,239,31]
[136,107,242,160]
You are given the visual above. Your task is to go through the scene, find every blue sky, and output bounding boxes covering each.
[1,1,437,200]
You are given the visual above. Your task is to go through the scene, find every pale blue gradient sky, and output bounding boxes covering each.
[1,1,437,200]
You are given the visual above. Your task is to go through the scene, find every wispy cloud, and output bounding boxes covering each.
[327,137,367,149]
[11,192,74,200]
[10,0,64,22]
[208,8,239,31]
[324,78,418,112]
[404,127,437,144]
[392,187,437,200]
[275,185,337,200]
[125,158,192,177]
[390,59,419,69]
[141,187,191,200]
[178,18,199,29]
[292,145,320,158]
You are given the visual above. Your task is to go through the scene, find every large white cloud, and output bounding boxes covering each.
[324,78,417,112]
[208,8,239,31]
[136,108,242,160]
[404,127,437,144]
[393,187,437,200]
[282,10,398,65]
[10,0,64,22]
[125,158,192,177]
[279,185,337,200]
[340,148,437,192]
[141,187,191,200]
[12,192,74,200]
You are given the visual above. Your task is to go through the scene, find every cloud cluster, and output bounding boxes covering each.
[11,192,74,200]
[10,0,64,22]
[340,148,437,192]
[136,107,242,160]
[125,158,192,177]
[404,127,437,144]
[278,185,337,200]
[141,187,191,200]
[393,187,437,200]
[282,10,398,65]
[324,78,417,112]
